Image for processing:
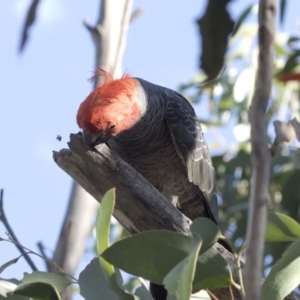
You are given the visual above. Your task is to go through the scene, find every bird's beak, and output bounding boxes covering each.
[82,130,109,146]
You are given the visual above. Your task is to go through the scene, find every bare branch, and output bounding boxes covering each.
[37,241,52,271]
[245,1,276,299]
[0,189,38,271]
[53,133,191,235]
[85,0,134,83]
[51,3,134,299]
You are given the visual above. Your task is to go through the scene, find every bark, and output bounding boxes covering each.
[245,1,275,299]
[50,1,133,299]
[54,133,191,235]
[53,133,297,300]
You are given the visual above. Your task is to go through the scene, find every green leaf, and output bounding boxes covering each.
[193,247,232,290]
[78,257,119,300]
[13,282,60,300]
[281,50,300,74]
[0,293,27,300]
[190,218,221,249]
[101,230,192,284]
[102,229,232,290]
[96,188,115,257]
[133,278,153,300]
[163,236,202,299]
[232,4,255,36]
[0,256,23,275]
[265,212,300,242]
[191,218,232,288]
[261,241,300,300]
[96,188,134,300]
[0,279,17,297]
[21,272,72,293]
[122,276,153,300]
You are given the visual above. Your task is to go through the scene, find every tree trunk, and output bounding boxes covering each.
[50,1,133,299]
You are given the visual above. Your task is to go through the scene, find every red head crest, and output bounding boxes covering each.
[76,68,142,138]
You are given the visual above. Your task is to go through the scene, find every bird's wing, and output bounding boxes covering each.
[164,89,218,222]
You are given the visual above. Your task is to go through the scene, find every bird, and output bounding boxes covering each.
[77,69,220,300]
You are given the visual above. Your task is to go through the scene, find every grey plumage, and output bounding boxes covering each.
[107,78,218,223]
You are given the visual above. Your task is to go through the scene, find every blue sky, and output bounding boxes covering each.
[1,0,299,292]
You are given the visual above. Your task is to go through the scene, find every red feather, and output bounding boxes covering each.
[77,68,139,134]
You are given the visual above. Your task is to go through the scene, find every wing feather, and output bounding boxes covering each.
[164,90,218,221]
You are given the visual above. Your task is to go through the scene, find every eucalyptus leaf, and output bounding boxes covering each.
[96,188,134,300]
[13,282,60,300]
[102,230,232,290]
[232,4,255,36]
[163,236,202,300]
[190,218,221,250]
[266,212,300,242]
[282,50,300,74]
[78,257,119,300]
[194,247,232,290]
[261,241,300,300]
[0,292,27,300]
[133,278,153,300]
[0,256,23,275]
[21,272,72,293]
[101,230,193,284]
[0,280,17,297]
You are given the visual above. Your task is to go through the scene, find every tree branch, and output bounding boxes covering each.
[50,3,133,300]
[245,1,276,299]
[37,241,52,271]
[53,133,191,235]
[54,133,297,300]
[0,189,38,272]
[85,0,133,82]
[53,134,234,299]
[52,135,232,299]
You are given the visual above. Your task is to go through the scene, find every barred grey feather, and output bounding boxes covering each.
[108,78,218,223]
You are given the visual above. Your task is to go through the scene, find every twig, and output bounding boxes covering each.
[229,286,234,300]
[245,1,276,300]
[37,241,52,271]
[206,289,220,300]
[1,237,77,282]
[221,236,244,297]
[0,189,38,271]
[113,0,133,74]
[236,246,246,297]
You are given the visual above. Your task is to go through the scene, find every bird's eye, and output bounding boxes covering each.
[109,124,116,130]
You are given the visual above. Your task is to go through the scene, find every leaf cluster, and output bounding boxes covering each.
[2,190,300,300]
